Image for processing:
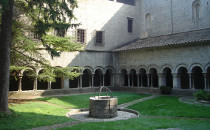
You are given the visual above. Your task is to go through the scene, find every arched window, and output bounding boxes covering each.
[192,0,201,20]
[145,13,151,29]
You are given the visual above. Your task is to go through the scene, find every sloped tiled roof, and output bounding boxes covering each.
[113,29,210,52]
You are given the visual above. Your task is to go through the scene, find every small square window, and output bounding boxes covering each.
[95,31,103,44]
[127,18,133,33]
[77,29,85,43]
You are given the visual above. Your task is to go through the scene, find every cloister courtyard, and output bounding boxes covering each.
[1,91,210,130]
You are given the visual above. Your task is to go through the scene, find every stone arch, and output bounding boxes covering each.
[192,0,201,20]
[177,67,189,89]
[9,70,20,91]
[192,66,204,89]
[94,68,103,87]
[82,66,93,74]
[22,68,35,91]
[82,68,92,87]
[162,67,173,88]
[175,64,189,73]
[129,68,137,87]
[37,69,48,90]
[148,65,159,74]
[148,67,158,87]
[93,66,105,74]
[139,68,147,87]
[190,63,204,72]
[121,68,128,86]
[161,65,173,73]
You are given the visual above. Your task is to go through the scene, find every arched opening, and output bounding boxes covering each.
[192,66,204,89]
[207,67,210,89]
[37,69,48,90]
[82,69,92,87]
[130,69,137,87]
[178,67,189,89]
[192,0,201,20]
[149,68,158,88]
[145,13,151,29]
[69,69,80,88]
[9,70,19,91]
[121,69,128,86]
[51,77,62,89]
[22,69,34,91]
[104,69,113,86]
[139,68,147,87]
[163,68,173,88]
[94,69,103,87]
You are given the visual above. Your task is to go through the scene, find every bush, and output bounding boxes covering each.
[193,90,210,101]
[160,86,172,95]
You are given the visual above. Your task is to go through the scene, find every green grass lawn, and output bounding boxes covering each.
[38,92,149,109]
[128,96,210,118]
[58,117,210,130]
[0,102,72,129]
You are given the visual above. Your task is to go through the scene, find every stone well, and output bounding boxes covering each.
[89,96,118,118]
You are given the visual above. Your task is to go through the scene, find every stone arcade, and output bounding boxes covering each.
[9,0,210,98]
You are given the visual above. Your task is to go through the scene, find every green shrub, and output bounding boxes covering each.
[204,93,210,101]
[193,90,210,101]
[160,86,172,95]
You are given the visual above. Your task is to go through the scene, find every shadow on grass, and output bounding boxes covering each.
[1,102,73,129]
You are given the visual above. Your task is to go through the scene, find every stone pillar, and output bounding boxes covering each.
[158,73,164,87]
[18,76,22,91]
[173,73,181,88]
[102,74,105,86]
[63,79,69,89]
[151,75,153,87]
[203,73,207,90]
[128,74,130,87]
[147,74,150,87]
[188,73,193,89]
[34,77,37,91]
[48,82,51,90]
[91,74,94,87]
[80,75,83,88]
[141,75,143,87]
[78,77,80,88]
[137,74,140,87]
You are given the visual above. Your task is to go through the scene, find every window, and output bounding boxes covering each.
[127,18,133,33]
[95,31,104,45]
[192,0,201,21]
[117,0,135,6]
[77,29,85,43]
[55,29,66,37]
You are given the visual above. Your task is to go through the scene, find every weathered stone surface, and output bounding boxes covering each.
[89,96,118,118]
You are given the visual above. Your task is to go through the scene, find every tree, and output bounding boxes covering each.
[0,0,81,114]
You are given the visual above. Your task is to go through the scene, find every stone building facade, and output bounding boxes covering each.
[9,0,210,97]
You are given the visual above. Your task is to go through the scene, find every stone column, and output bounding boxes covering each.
[158,73,164,87]
[78,77,80,88]
[80,75,83,88]
[203,73,207,90]
[128,74,130,87]
[173,73,181,88]
[91,74,94,87]
[151,74,153,87]
[137,73,140,87]
[48,82,51,90]
[18,76,22,91]
[63,79,69,89]
[34,77,37,91]
[147,74,150,87]
[188,73,193,89]
[102,74,105,86]
[141,75,143,87]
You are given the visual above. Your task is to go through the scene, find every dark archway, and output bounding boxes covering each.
[69,69,80,88]
[51,77,62,89]
[104,69,113,86]
[149,68,158,87]
[22,69,34,91]
[178,67,189,89]
[139,68,147,87]
[37,69,48,90]
[121,69,128,86]
[192,66,204,89]
[130,69,137,87]
[9,71,19,91]
[82,69,92,87]
[163,68,173,88]
[94,69,103,87]
[207,67,210,89]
